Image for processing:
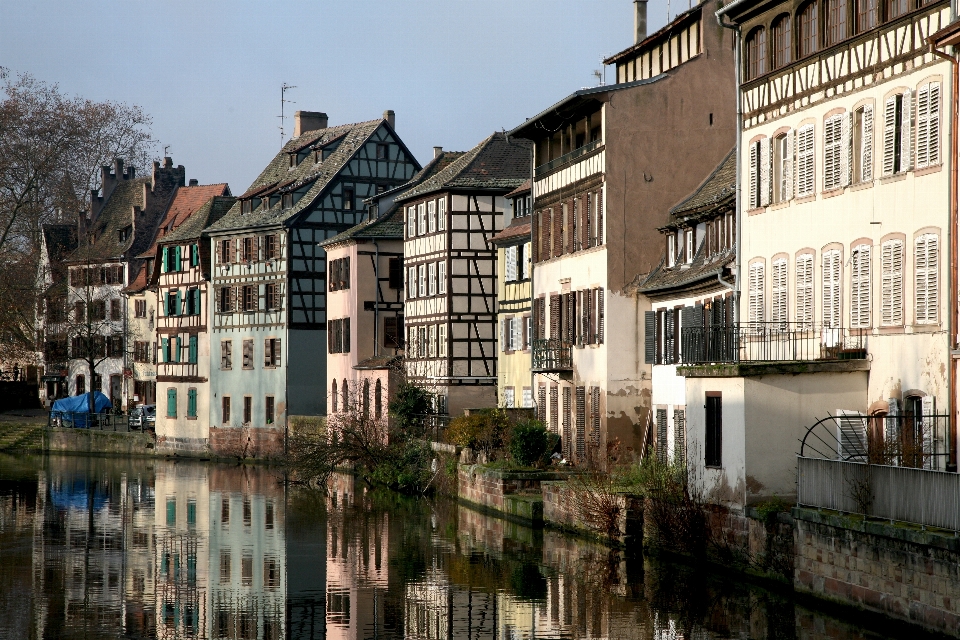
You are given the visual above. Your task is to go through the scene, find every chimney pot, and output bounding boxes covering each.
[433,146,443,159]
[189,178,199,187]
[383,110,396,129]
[294,111,328,137]
[634,0,648,43]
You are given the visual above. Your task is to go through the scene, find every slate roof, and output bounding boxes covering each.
[318,207,405,248]
[394,132,532,203]
[669,148,736,218]
[635,246,735,296]
[70,177,151,262]
[160,195,237,245]
[207,117,404,233]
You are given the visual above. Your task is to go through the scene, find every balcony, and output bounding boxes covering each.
[680,322,868,366]
[532,339,573,372]
[534,139,602,177]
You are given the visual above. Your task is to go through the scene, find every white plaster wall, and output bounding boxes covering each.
[685,377,746,509]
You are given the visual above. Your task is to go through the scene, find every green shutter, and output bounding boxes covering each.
[174,336,181,363]
[191,244,200,267]
[161,338,169,363]
[161,247,168,273]
[189,336,198,363]
[167,388,176,417]
[175,290,182,316]
[193,288,201,315]
[174,246,182,271]
[187,389,197,417]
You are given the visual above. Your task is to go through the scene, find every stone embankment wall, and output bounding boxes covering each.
[541,481,643,542]
[458,465,577,524]
[47,428,156,456]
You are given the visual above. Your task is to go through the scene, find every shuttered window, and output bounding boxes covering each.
[437,198,446,231]
[549,294,561,340]
[417,203,426,235]
[188,335,198,364]
[796,124,815,196]
[407,266,417,298]
[856,105,874,183]
[438,324,447,357]
[407,207,416,238]
[167,388,177,418]
[428,262,436,296]
[748,140,760,208]
[428,200,437,233]
[748,263,765,323]
[220,340,232,370]
[881,239,903,326]
[915,234,939,324]
[916,82,941,169]
[822,250,842,328]
[505,246,517,282]
[771,259,788,326]
[774,131,793,202]
[438,261,446,294]
[242,339,253,369]
[823,114,845,191]
[418,264,426,297]
[883,92,913,175]
[187,388,197,418]
[850,244,871,328]
[760,137,771,206]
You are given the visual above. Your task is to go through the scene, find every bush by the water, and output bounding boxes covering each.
[444,408,510,456]
[509,420,554,467]
[388,383,436,432]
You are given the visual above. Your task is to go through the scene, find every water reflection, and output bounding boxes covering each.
[0,455,931,639]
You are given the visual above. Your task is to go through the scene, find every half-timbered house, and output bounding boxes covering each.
[509,0,736,466]
[37,223,78,405]
[204,111,420,456]
[685,0,956,509]
[395,133,532,417]
[490,181,534,409]
[153,195,235,452]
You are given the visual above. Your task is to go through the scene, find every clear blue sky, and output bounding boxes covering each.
[1,0,677,192]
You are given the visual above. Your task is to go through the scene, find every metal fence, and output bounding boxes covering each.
[532,338,573,371]
[681,322,868,364]
[48,411,142,432]
[797,457,960,531]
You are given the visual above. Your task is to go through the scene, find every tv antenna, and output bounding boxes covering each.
[163,144,170,157]
[279,83,297,146]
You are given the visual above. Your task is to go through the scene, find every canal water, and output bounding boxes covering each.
[0,454,923,639]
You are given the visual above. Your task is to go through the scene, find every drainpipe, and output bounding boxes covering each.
[716,11,743,324]
[373,240,381,357]
[930,42,958,471]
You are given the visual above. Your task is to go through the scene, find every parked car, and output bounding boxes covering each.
[128,405,156,430]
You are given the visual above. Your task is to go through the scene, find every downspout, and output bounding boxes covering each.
[717,10,743,324]
[930,42,959,471]
[373,240,381,357]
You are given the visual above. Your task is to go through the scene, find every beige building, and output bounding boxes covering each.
[686,0,955,509]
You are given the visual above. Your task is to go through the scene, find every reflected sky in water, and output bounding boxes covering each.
[0,454,924,639]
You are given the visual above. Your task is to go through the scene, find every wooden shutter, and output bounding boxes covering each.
[797,124,815,196]
[841,112,852,187]
[915,234,939,324]
[597,288,604,344]
[921,395,936,469]
[917,84,930,168]
[586,288,595,344]
[580,195,589,250]
[161,247,168,273]
[264,339,272,367]
[748,262,765,323]
[534,297,545,340]
[836,410,868,462]
[822,250,841,328]
[900,89,913,172]
[344,318,351,353]
[505,246,517,282]
[861,105,874,182]
[596,190,603,246]
[575,386,586,459]
[644,311,656,364]
[881,239,903,326]
[500,319,507,352]
[549,294,560,339]
[538,386,547,423]
[664,310,676,364]
[784,129,795,200]
[796,254,814,325]
[928,83,940,166]
[749,141,759,208]
[553,208,562,257]
[591,386,601,445]
[759,137,771,206]
[771,258,788,326]
[824,115,842,190]
[850,244,871,328]
[883,96,897,176]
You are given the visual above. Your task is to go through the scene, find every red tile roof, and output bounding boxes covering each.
[136,184,229,259]
[505,180,531,199]
[490,220,531,244]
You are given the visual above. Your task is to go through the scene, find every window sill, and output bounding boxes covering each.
[242,367,254,371]
[769,201,790,211]
[880,173,907,184]
[705,465,723,470]
[822,187,844,199]
[908,323,943,333]
[187,416,197,421]
[877,325,905,334]
[747,207,765,216]
[794,194,817,204]
[915,164,943,177]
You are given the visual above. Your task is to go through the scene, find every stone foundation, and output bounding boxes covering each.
[155,435,210,455]
[47,427,156,456]
[209,426,284,459]
[457,465,574,525]
[541,481,643,542]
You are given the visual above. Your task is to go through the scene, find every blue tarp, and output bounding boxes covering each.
[51,392,112,428]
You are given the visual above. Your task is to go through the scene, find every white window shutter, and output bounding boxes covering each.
[836,410,868,462]
[929,82,941,166]
[885,398,900,449]
[500,319,507,352]
[749,142,759,208]
[797,125,815,197]
[881,239,903,326]
[428,262,436,296]
[822,250,841,328]
[438,261,446,294]
[513,317,522,351]
[883,96,897,176]
[505,246,517,282]
[785,129,794,200]
[841,112,852,187]
[748,263,765,323]
[861,105,874,182]
[824,115,843,190]
[772,259,787,326]
[850,244,871,328]
[916,84,930,169]
[915,234,939,324]
[922,395,936,468]
[900,89,913,172]
[760,138,771,207]
[796,254,814,325]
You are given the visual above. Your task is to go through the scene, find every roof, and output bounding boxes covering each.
[319,207,405,248]
[505,180,531,199]
[354,355,404,371]
[42,224,79,263]
[929,19,960,48]
[70,177,150,262]
[635,246,735,296]
[207,117,416,233]
[604,2,705,64]
[161,195,237,245]
[490,219,531,245]
[148,184,229,246]
[669,148,736,217]
[394,132,532,202]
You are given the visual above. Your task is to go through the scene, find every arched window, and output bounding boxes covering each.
[745,27,767,80]
[798,1,819,57]
[362,379,370,419]
[825,0,848,46]
[331,379,338,413]
[341,379,348,413]
[771,15,791,69]
[375,379,382,419]
[856,0,878,32]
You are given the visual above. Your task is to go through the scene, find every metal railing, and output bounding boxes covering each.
[797,457,960,531]
[48,410,145,432]
[680,322,868,364]
[534,139,603,176]
[532,339,573,371]
[800,413,949,469]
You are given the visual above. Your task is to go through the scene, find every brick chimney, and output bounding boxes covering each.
[294,111,328,137]
[635,0,647,43]
[383,110,396,129]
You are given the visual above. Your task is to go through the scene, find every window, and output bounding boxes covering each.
[429,325,437,357]
[221,340,233,369]
[705,393,722,467]
[850,244,872,328]
[822,249,842,328]
[341,379,348,411]
[243,396,252,425]
[428,200,437,233]
[745,27,767,80]
[504,387,515,408]
[188,335,198,363]
[265,396,275,424]
[218,286,234,313]
[915,234,939,324]
[428,262,437,296]
[407,266,417,298]
[748,139,769,208]
[796,124,815,197]
[219,239,234,264]
[437,198,446,231]
[242,236,255,262]
[773,133,792,202]
[166,290,179,316]
[110,298,121,321]
[798,1,819,57]
[438,324,447,358]
[222,396,231,424]
[418,326,427,358]
[328,318,350,354]
[342,188,354,210]
[823,114,846,191]
[265,282,280,310]
[505,245,518,282]
[438,261,446,294]
[375,379,382,419]
[329,257,350,291]
[167,388,177,418]
[772,259,788,326]
[667,234,677,266]
[131,299,145,319]
[825,0,848,46]
[264,338,282,367]
[384,316,402,348]
[881,239,904,326]
[887,0,908,20]
[854,105,874,183]
[916,82,941,169]
[407,206,416,238]
[76,375,85,395]
[263,234,278,260]
[417,203,426,235]
[685,228,694,263]
[187,388,197,418]
[748,262,765,323]
[376,143,388,159]
[190,244,200,267]
[134,341,149,363]
[241,285,256,312]
[89,300,106,321]
[856,0,878,31]
[186,288,200,315]
[797,253,815,325]
[388,257,402,289]
[242,339,253,369]
[883,92,912,175]
[418,264,426,297]
[771,15,791,68]
[331,380,338,412]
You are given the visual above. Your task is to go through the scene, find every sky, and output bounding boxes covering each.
[1,0,678,192]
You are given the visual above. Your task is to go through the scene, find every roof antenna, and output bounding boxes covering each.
[163,144,170,157]
[279,83,297,146]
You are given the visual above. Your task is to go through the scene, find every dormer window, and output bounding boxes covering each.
[241,200,253,215]
[667,233,677,267]
[685,228,694,264]
[282,193,293,210]
[118,226,131,243]
[288,154,296,169]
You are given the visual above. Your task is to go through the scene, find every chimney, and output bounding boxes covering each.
[433,146,443,159]
[634,0,647,43]
[189,178,199,186]
[383,110,396,129]
[294,111,328,137]
[114,158,125,179]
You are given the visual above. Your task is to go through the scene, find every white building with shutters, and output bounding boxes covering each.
[683,0,955,510]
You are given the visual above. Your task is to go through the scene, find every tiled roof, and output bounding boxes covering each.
[161,196,237,245]
[394,132,531,202]
[70,178,152,262]
[135,184,230,258]
[354,355,403,370]
[206,118,389,233]
[490,219,531,245]
[635,246,735,296]
[505,180,531,199]
[319,207,405,248]
[669,148,736,217]
[125,264,149,294]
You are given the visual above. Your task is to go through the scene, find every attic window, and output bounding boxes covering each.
[282,193,293,210]
[376,143,388,160]
[118,226,131,243]
[343,189,354,210]
[241,200,253,215]
[288,154,296,169]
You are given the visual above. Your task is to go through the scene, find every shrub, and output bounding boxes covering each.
[509,420,551,467]
[444,408,510,456]
[388,384,435,432]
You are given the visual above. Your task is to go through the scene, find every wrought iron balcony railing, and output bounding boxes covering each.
[532,338,573,371]
[679,322,868,365]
